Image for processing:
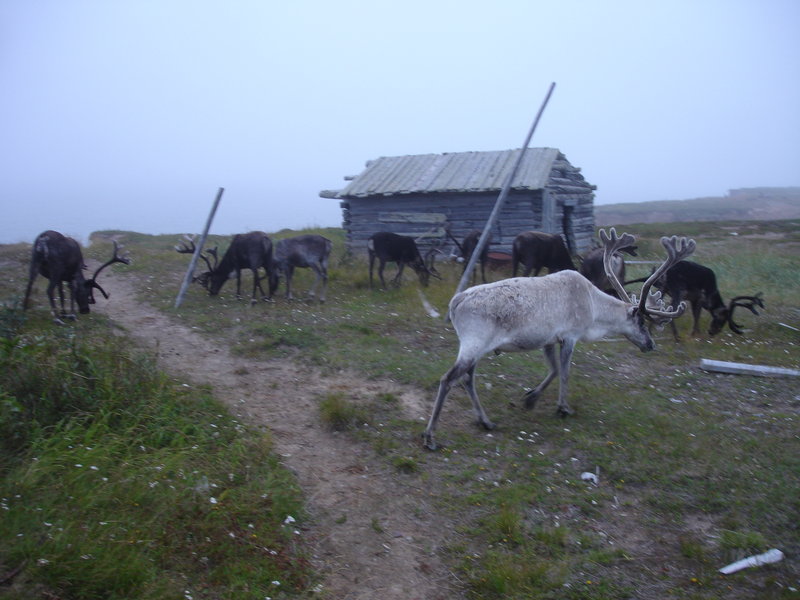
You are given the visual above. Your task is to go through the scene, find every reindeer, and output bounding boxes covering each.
[579,241,638,298]
[272,234,332,302]
[367,232,439,289]
[23,230,130,325]
[423,228,695,450]
[176,231,277,303]
[447,229,491,284]
[511,231,576,277]
[654,260,764,340]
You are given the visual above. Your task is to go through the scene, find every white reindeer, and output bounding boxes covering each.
[423,228,696,450]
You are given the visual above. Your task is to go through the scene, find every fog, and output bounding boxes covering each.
[2,0,798,244]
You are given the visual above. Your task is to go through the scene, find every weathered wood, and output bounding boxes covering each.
[378,212,448,224]
[699,358,800,377]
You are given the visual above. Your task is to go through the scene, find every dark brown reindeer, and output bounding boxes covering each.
[423,228,695,450]
[177,231,277,303]
[579,241,638,298]
[655,260,764,339]
[511,231,576,277]
[367,232,439,289]
[23,230,130,324]
[272,234,333,302]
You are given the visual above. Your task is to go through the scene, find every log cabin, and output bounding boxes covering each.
[319,148,596,259]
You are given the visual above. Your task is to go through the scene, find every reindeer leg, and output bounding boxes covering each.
[690,301,703,336]
[377,259,388,289]
[424,358,474,451]
[669,296,682,341]
[463,363,495,431]
[393,262,405,286]
[252,268,267,304]
[46,281,64,324]
[316,263,328,303]
[285,265,295,300]
[307,264,324,302]
[555,339,576,417]
[522,343,558,409]
[66,282,78,320]
[235,269,244,300]
[255,269,272,301]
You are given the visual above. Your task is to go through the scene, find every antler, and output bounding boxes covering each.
[204,246,219,271]
[637,234,696,321]
[727,293,765,334]
[599,228,636,302]
[175,234,197,255]
[89,240,131,301]
[175,234,218,273]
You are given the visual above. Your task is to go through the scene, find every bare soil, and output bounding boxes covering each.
[93,271,462,600]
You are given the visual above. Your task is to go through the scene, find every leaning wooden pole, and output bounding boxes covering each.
[451,82,556,303]
[174,187,225,308]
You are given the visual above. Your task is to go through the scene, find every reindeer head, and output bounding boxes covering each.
[600,228,696,350]
[175,235,219,289]
[411,247,442,287]
[709,293,764,336]
[84,240,131,307]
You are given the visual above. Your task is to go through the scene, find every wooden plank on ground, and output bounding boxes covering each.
[699,359,800,377]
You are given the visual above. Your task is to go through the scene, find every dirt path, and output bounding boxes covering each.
[94,272,461,600]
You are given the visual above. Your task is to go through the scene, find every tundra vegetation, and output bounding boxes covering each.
[2,220,798,599]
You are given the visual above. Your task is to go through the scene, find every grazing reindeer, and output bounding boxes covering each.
[367,232,439,289]
[423,228,695,450]
[655,260,764,339]
[23,230,130,324]
[448,229,491,284]
[511,231,576,277]
[273,234,332,302]
[579,242,638,298]
[177,231,277,303]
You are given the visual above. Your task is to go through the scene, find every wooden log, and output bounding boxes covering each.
[699,359,800,377]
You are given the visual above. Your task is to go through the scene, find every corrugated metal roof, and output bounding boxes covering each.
[331,148,560,198]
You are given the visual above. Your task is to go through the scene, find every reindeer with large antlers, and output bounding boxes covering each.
[655,260,764,340]
[23,230,130,325]
[176,231,277,303]
[422,228,696,450]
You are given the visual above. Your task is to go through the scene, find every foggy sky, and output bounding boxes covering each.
[2,0,799,245]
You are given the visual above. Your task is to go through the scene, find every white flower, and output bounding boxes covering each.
[283,515,296,525]
[209,497,218,504]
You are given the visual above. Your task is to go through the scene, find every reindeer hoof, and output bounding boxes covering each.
[556,406,575,418]
[478,419,496,431]
[522,390,540,409]
[422,432,442,451]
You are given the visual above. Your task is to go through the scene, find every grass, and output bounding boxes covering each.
[3,220,799,599]
[0,292,311,597]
